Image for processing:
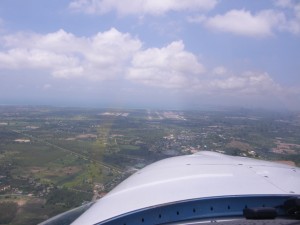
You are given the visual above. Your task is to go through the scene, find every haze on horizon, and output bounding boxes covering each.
[0,0,299,110]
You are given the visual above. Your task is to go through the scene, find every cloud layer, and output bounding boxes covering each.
[0,28,292,102]
[69,0,300,38]
[188,1,300,37]
[0,28,141,80]
[204,9,285,37]
[127,41,205,89]
[69,0,217,15]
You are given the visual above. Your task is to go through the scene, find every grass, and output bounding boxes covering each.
[62,162,104,190]
[5,143,65,167]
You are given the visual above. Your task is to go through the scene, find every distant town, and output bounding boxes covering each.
[0,106,299,224]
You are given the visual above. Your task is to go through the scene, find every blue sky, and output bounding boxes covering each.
[0,0,299,110]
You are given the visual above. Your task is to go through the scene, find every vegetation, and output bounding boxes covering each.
[0,106,299,224]
[0,202,18,224]
[46,188,92,208]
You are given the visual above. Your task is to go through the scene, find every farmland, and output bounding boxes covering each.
[0,106,299,224]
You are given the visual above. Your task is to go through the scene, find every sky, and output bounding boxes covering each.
[0,0,299,110]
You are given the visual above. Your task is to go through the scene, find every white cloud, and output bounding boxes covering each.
[0,48,79,71]
[127,41,205,89]
[205,72,281,95]
[69,0,217,16]
[189,2,300,37]
[126,41,286,98]
[275,1,300,34]
[0,28,295,103]
[0,28,142,80]
[203,9,285,37]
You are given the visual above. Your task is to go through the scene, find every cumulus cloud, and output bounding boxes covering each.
[127,41,205,88]
[0,48,80,73]
[202,9,285,37]
[189,2,300,37]
[205,72,282,95]
[126,41,285,98]
[0,28,294,102]
[274,0,300,34]
[0,28,141,80]
[69,0,217,16]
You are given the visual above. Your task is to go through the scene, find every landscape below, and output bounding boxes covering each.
[0,106,299,225]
